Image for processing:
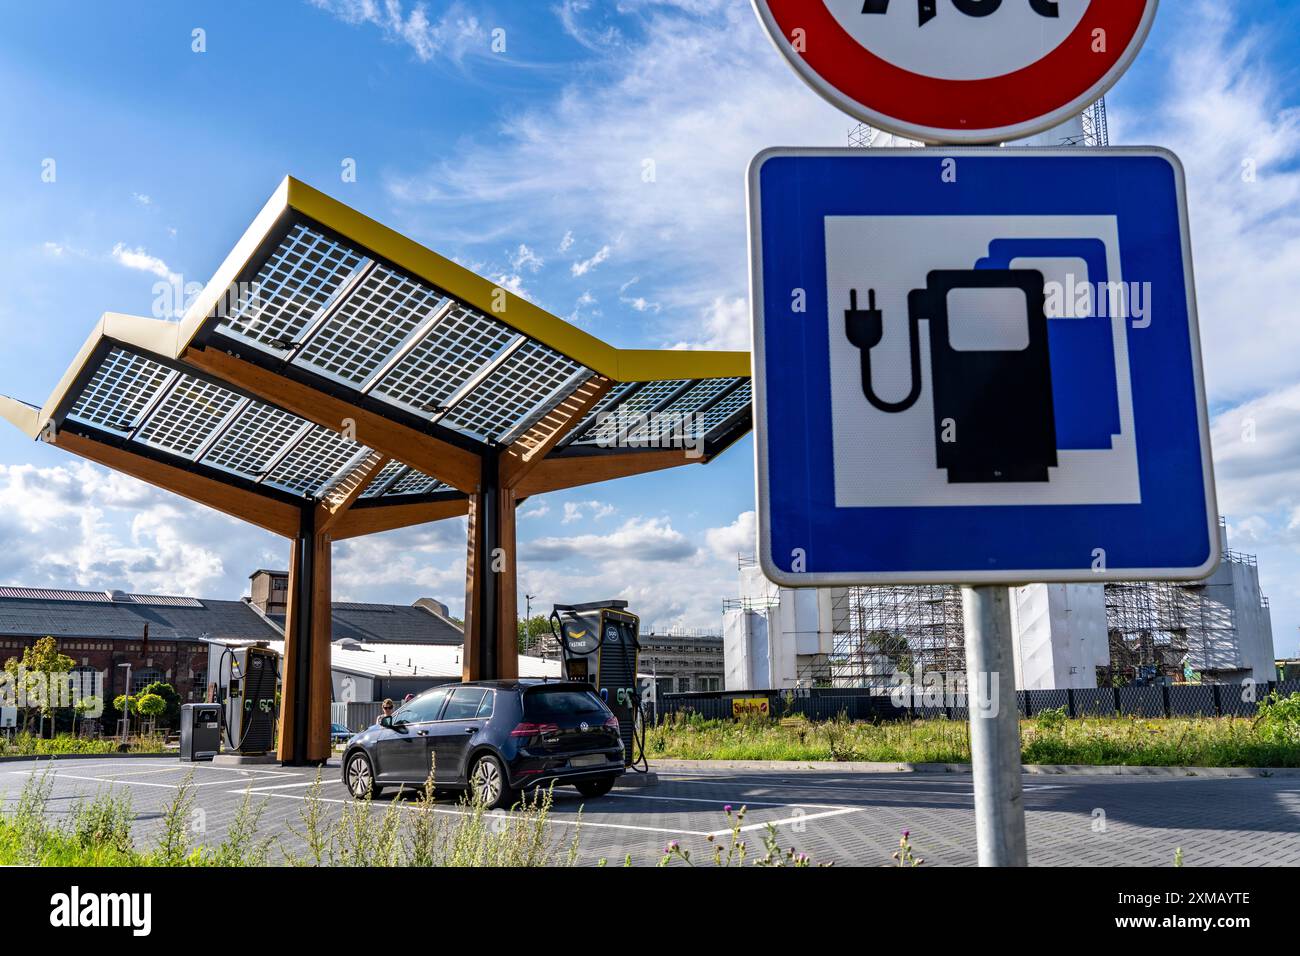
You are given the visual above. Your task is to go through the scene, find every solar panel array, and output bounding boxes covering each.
[208,222,749,450]
[65,347,445,503]
[56,221,753,508]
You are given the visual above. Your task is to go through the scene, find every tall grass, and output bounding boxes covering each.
[0,767,582,867]
[0,732,165,756]
[650,709,1300,767]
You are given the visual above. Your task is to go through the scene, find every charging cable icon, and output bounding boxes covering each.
[845,269,1059,484]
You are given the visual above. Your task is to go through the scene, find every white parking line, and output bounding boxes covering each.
[81,765,199,778]
[9,770,288,790]
[709,806,864,836]
[233,781,326,793]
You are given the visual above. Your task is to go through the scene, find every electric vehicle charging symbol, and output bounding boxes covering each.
[846,268,1058,484]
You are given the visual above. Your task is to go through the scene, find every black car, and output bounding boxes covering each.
[341,680,624,809]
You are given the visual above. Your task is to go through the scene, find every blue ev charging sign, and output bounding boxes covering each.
[748,148,1218,586]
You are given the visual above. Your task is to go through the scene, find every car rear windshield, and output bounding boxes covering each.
[524,688,606,718]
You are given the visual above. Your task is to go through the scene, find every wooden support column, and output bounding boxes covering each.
[279,505,334,765]
[462,453,519,682]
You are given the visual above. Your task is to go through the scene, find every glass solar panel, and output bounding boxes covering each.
[559,381,637,446]
[359,459,409,499]
[217,223,365,353]
[264,425,367,497]
[135,376,244,458]
[440,340,587,444]
[622,377,737,444]
[296,264,447,387]
[67,348,174,434]
[371,305,518,416]
[385,468,446,497]
[203,403,309,480]
[693,380,752,438]
[574,379,691,447]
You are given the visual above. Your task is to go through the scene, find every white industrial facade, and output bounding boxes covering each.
[724,525,1276,691]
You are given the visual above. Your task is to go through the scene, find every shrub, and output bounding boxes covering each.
[1035,705,1068,733]
[1255,692,1300,745]
[135,693,166,720]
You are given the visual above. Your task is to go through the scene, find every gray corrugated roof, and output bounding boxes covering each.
[264,604,464,646]
[0,595,280,643]
[0,584,463,647]
[332,604,463,645]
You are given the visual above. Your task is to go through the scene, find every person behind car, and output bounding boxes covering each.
[378,698,395,724]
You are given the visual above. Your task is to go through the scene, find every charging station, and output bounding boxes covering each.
[550,601,646,769]
[214,643,281,756]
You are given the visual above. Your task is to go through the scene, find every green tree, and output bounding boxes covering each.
[139,681,182,726]
[136,693,166,722]
[517,615,551,654]
[3,636,74,732]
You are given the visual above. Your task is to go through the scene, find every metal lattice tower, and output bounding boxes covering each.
[849,123,879,148]
[1081,97,1110,147]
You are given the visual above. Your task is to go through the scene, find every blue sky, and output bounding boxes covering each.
[0,0,1298,655]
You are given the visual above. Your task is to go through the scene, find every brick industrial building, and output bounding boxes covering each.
[0,570,464,709]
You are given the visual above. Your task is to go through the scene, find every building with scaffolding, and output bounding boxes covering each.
[723,522,1276,691]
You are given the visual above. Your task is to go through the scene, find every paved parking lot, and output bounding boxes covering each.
[3,756,1299,866]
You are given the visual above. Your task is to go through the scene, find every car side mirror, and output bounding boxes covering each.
[380,716,393,728]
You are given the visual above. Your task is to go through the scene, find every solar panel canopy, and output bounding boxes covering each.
[2,176,752,538]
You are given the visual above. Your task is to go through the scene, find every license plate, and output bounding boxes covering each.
[570,754,604,768]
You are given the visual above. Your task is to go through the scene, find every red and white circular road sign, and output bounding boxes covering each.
[752,0,1159,144]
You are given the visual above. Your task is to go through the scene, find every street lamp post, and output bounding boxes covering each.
[117,662,132,745]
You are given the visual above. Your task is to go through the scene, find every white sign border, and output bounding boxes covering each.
[748,146,1220,587]
[749,0,1161,145]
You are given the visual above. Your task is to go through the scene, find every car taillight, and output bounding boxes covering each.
[604,716,620,730]
[510,722,559,737]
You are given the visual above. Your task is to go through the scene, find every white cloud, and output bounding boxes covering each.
[510,243,544,274]
[110,242,180,285]
[560,499,615,525]
[520,502,550,520]
[704,510,755,563]
[517,509,752,631]
[0,463,266,597]
[570,243,612,278]
[131,192,152,206]
[529,515,689,562]
[1118,2,1300,403]
[383,1,851,345]
[558,230,575,253]
[672,296,748,351]
[308,0,487,64]
[556,0,622,52]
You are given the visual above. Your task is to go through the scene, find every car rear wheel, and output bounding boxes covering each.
[574,777,615,799]
[469,754,514,810]
[345,751,382,800]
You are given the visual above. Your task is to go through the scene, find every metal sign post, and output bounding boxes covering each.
[962,585,1027,866]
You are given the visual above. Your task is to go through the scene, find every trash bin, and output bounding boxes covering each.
[180,703,222,762]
